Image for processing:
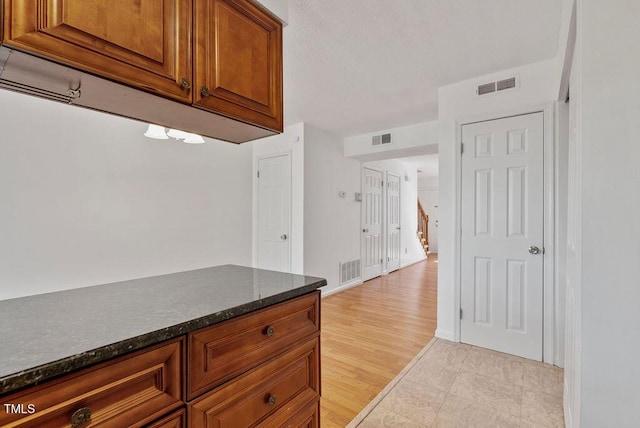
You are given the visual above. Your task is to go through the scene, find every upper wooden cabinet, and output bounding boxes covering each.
[194,0,283,132]
[2,0,283,134]
[3,0,193,102]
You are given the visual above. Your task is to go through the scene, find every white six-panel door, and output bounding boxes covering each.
[387,173,401,273]
[362,167,383,281]
[460,112,544,360]
[257,155,291,272]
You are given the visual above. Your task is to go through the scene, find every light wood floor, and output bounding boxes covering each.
[320,255,438,427]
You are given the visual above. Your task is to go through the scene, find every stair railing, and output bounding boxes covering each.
[417,200,429,255]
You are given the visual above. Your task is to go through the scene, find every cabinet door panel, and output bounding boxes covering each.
[4,0,192,102]
[195,0,282,132]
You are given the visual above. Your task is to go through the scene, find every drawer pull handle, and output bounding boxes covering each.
[71,407,92,428]
[267,393,277,407]
[265,325,276,337]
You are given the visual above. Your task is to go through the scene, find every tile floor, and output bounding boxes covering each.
[355,339,565,427]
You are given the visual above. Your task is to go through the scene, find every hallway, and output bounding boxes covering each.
[320,257,438,427]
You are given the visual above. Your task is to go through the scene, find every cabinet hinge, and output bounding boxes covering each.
[257,171,260,178]
[381,181,384,187]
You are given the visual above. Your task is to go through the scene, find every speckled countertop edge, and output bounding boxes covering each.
[0,273,325,396]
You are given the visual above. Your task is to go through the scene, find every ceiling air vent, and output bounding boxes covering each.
[476,76,518,97]
[371,133,392,146]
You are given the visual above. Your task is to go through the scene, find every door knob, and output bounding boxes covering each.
[280,234,288,241]
[528,246,541,255]
[363,228,369,233]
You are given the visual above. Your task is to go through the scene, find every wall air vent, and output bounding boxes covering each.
[372,133,392,146]
[477,82,496,96]
[476,76,519,97]
[339,259,361,285]
[497,77,517,91]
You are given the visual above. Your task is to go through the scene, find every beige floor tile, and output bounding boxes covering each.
[461,346,525,386]
[449,371,523,417]
[373,382,447,426]
[432,394,520,428]
[523,360,564,397]
[403,356,460,393]
[521,388,565,427]
[420,339,470,371]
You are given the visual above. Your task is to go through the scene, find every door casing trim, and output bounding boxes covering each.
[454,103,556,364]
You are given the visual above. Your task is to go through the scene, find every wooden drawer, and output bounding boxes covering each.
[0,338,183,428]
[188,292,319,399]
[265,398,319,428]
[146,408,186,428]
[188,337,319,428]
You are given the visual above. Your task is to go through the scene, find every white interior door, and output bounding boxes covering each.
[387,173,401,272]
[362,167,383,281]
[257,155,291,272]
[460,112,544,360]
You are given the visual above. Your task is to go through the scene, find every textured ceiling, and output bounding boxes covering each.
[284,0,563,137]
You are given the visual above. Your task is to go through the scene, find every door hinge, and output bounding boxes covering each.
[461,143,464,155]
[257,170,260,178]
[381,180,384,187]
[460,308,463,319]
[380,258,383,264]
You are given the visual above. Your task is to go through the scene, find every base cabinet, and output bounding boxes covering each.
[0,292,320,428]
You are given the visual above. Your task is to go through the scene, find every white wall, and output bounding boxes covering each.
[363,159,426,268]
[252,123,305,274]
[418,176,439,190]
[436,58,558,341]
[577,1,640,425]
[0,90,253,301]
[254,0,288,24]
[303,124,361,294]
[344,121,439,161]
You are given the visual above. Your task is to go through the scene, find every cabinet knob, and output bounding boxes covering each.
[180,77,191,90]
[265,325,275,337]
[200,86,210,97]
[267,394,277,407]
[70,407,92,428]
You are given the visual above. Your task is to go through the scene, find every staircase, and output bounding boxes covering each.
[417,200,429,256]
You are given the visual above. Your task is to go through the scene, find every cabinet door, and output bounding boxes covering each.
[194,0,283,132]
[4,0,192,102]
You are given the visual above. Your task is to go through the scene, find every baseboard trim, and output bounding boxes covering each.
[435,328,455,341]
[321,279,364,298]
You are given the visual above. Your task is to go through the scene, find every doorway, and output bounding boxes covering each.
[257,154,291,272]
[386,173,401,273]
[362,167,383,281]
[460,112,545,360]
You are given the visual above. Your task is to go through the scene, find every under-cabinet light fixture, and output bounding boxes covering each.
[144,124,169,139]
[144,124,205,144]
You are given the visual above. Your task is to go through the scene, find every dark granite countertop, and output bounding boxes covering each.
[0,265,326,395]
